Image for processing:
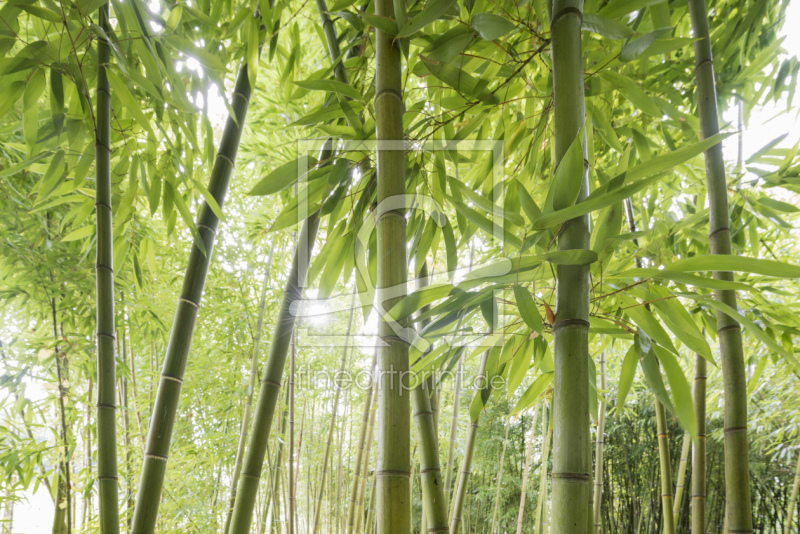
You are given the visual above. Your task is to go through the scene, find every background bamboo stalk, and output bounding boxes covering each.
[444,356,463,509]
[93,4,119,532]
[549,1,592,530]
[692,352,707,534]
[132,57,255,533]
[225,241,276,533]
[534,403,552,534]
[688,1,754,530]
[593,352,607,534]
[288,328,296,534]
[784,446,800,534]
[673,433,691,526]
[491,418,510,534]
[516,406,540,534]
[347,357,376,534]
[356,390,377,534]
[449,349,490,534]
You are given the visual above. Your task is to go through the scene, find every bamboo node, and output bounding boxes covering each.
[708,225,729,238]
[241,472,261,480]
[375,88,404,105]
[691,495,707,500]
[420,467,441,474]
[263,378,282,388]
[197,223,218,236]
[94,201,112,211]
[552,318,590,331]
[96,402,116,409]
[376,470,411,478]
[217,152,235,166]
[723,425,748,434]
[376,209,408,223]
[413,410,433,417]
[552,471,590,481]
[551,6,582,26]
[427,528,449,533]
[95,262,114,273]
[97,475,119,480]
[161,374,184,385]
[695,58,714,71]
[717,323,741,334]
[179,297,200,308]
[96,331,116,340]
[144,452,168,461]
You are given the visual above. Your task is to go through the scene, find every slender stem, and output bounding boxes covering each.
[673,433,691,527]
[517,407,540,534]
[692,352,707,534]
[94,4,119,532]
[688,1,754,531]
[593,352,607,534]
[491,418,510,534]
[549,1,592,531]
[224,240,277,533]
[356,391,377,534]
[534,404,552,534]
[784,445,800,534]
[132,55,255,533]
[346,357,377,534]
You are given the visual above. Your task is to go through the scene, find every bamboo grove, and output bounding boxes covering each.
[1,0,800,532]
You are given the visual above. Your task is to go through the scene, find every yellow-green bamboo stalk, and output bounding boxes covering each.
[784,446,800,534]
[356,391,377,534]
[688,1,754,530]
[593,352,607,534]
[549,1,592,530]
[346,358,377,534]
[517,407,540,534]
[535,403,552,533]
[491,418,510,534]
[673,433,691,526]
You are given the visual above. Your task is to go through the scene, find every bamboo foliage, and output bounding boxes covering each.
[93,3,119,532]
[688,0,755,530]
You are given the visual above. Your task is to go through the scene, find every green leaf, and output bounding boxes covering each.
[389,283,455,321]
[599,71,661,116]
[62,226,95,242]
[637,335,676,415]
[472,13,515,40]
[621,295,679,354]
[552,129,584,211]
[666,254,800,278]
[514,286,543,335]
[249,156,316,196]
[106,70,155,139]
[419,55,499,105]
[397,0,456,37]
[19,5,62,22]
[293,79,361,100]
[620,27,672,62]
[0,151,51,179]
[507,338,534,398]
[515,179,542,223]
[653,346,698,437]
[608,268,755,292]
[617,345,638,411]
[757,197,800,213]
[423,27,473,63]
[582,13,634,40]
[512,372,552,415]
[359,11,398,34]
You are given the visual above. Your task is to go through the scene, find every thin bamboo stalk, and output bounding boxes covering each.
[356,393,377,534]
[673,433,691,526]
[688,1,754,531]
[94,4,119,532]
[228,141,328,532]
[549,1,592,531]
[288,325,296,534]
[692,353,707,534]
[50,294,70,534]
[412,263,449,532]
[593,352,607,534]
[131,54,257,533]
[491,418,510,534]
[534,404,552,533]
[449,349,491,534]
[516,407,540,534]
[225,241,276,533]
[444,356,463,509]
[784,446,800,534]
[312,291,357,534]
[346,359,377,534]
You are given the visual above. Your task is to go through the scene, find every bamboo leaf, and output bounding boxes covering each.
[551,129,584,211]
[666,254,800,278]
[620,27,672,62]
[249,156,317,196]
[512,372,552,415]
[513,286,543,335]
[471,13,515,41]
[106,70,155,139]
[653,345,698,437]
[293,79,362,100]
[621,295,679,354]
[62,226,95,242]
[617,345,638,411]
[507,338,534,398]
[582,13,634,40]
[397,0,456,37]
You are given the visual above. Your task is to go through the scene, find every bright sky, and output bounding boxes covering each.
[7,2,800,531]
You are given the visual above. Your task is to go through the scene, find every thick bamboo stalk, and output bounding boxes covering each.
[225,241,277,533]
[692,353,707,534]
[593,352,607,534]
[374,0,409,527]
[346,359,377,534]
[131,57,255,533]
[449,349,490,534]
[688,1,754,531]
[93,4,119,532]
[491,418,510,534]
[673,433,691,526]
[516,407,540,534]
[534,404,552,534]
[784,446,800,534]
[312,291,357,534]
[549,1,591,531]
[411,264,449,532]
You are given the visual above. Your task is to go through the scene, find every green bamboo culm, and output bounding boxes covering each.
[688,1,754,530]
[548,1,592,531]
[449,349,490,534]
[673,433,691,526]
[592,352,607,534]
[223,240,276,534]
[784,446,800,534]
[692,352,707,534]
[131,61,255,534]
[412,263,449,532]
[374,0,410,528]
[94,3,120,532]
[346,358,376,534]
[227,141,328,532]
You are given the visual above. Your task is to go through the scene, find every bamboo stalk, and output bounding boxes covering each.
[491,418,510,534]
[131,54,257,533]
[49,293,70,534]
[412,263,449,532]
[312,291,357,534]
[516,407,540,534]
[449,349,491,534]
[94,4,119,532]
[374,0,410,526]
[225,241,277,533]
[784,446,800,534]
[347,358,377,534]
[593,352,607,534]
[549,1,592,531]
[673,433,691,526]
[534,403,552,534]
[289,324,296,534]
[688,1,754,531]
[692,353,707,534]
[356,390,377,534]
[444,356,463,509]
